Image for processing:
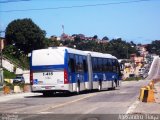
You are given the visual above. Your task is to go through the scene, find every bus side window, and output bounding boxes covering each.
[103,59,107,72]
[108,59,113,72]
[79,55,84,72]
[83,56,88,72]
[105,59,109,72]
[75,55,79,72]
[98,58,103,72]
[92,57,98,72]
[113,59,117,72]
[101,58,104,72]
[116,60,120,74]
[75,55,83,72]
[111,59,113,72]
[68,54,75,73]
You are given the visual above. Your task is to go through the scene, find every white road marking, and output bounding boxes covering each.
[38,93,98,113]
[40,112,53,114]
[126,100,140,114]
[83,107,98,114]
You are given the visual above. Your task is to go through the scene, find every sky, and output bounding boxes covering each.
[0,0,160,44]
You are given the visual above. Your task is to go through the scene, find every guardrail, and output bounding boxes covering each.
[148,56,159,75]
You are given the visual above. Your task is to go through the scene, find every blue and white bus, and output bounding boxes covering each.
[30,47,121,96]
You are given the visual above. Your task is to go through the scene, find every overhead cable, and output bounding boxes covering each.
[0,0,152,13]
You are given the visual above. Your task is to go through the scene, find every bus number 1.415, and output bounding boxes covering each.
[43,72,53,76]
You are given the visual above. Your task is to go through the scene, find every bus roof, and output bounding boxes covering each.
[31,47,118,67]
[63,47,87,56]
[54,47,117,59]
[84,51,117,59]
[33,47,87,56]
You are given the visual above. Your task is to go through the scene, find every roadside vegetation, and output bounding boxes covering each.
[2,18,159,84]
[3,45,29,69]
[4,18,159,61]
[3,69,16,79]
[4,18,140,60]
[124,77,143,81]
[3,69,25,92]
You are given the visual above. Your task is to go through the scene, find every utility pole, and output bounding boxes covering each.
[62,25,64,34]
[127,46,128,59]
[0,31,4,88]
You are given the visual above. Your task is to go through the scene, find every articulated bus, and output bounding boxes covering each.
[30,47,121,96]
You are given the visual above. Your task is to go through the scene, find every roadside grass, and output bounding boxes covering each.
[124,77,143,81]
[4,69,16,79]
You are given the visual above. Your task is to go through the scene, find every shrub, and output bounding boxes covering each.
[124,77,142,81]
[4,81,14,90]
[3,69,16,79]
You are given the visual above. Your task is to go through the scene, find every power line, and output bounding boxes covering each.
[0,0,152,13]
[0,0,31,3]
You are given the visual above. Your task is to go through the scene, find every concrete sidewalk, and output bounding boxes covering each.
[0,85,42,102]
[0,91,42,102]
[132,81,160,114]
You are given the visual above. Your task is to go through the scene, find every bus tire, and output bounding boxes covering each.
[115,79,118,87]
[76,81,80,94]
[98,80,102,91]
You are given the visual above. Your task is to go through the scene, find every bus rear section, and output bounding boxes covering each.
[30,48,70,94]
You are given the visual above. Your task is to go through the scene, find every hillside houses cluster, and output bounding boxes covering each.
[50,33,109,43]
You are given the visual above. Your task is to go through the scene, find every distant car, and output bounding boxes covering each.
[143,73,148,78]
[139,68,145,74]
[13,76,25,84]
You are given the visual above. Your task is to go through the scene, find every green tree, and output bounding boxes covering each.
[5,18,46,54]
[105,38,137,59]
[146,40,160,55]
[102,36,109,41]
[93,35,98,40]
[44,38,60,48]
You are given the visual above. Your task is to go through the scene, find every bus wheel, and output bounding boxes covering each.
[98,81,102,91]
[115,79,118,87]
[76,82,80,94]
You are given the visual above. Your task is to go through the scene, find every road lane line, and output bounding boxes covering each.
[38,93,98,113]
[38,88,134,114]
[83,107,98,114]
[126,100,140,114]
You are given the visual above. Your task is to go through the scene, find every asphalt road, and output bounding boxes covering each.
[0,80,149,120]
[1,57,160,120]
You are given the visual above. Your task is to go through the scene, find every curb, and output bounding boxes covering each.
[0,91,30,97]
[0,92,42,103]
